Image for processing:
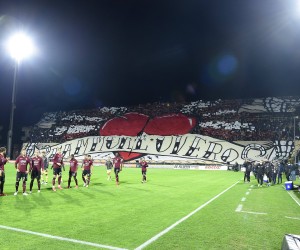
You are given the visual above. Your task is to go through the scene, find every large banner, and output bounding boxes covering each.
[23,134,294,164]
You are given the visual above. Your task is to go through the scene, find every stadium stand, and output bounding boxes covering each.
[26,96,300,143]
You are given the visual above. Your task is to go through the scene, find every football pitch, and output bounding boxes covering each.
[0,164,299,250]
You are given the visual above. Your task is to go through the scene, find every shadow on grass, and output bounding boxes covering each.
[13,195,37,214]
[149,182,173,188]
[55,191,83,205]
[118,180,149,185]
[124,185,152,192]
[30,192,53,207]
[90,183,104,186]
[74,188,96,199]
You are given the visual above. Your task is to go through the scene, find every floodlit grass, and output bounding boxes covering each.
[0,163,299,250]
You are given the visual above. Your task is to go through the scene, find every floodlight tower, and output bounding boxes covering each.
[6,32,35,158]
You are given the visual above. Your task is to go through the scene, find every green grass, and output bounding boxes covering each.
[0,163,299,250]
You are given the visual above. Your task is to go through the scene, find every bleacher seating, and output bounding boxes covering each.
[27,96,300,143]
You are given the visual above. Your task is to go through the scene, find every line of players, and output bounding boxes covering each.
[0,147,149,196]
[242,159,299,187]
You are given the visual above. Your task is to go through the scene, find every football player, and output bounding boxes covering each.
[68,154,79,188]
[113,152,123,186]
[0,147,8,196]
[140,157,148,183]
[51,148,65,191]
[14,149,31,195]
[29,151,44,193]
[41,150,49,184]
[105,156,113,181]
[82,154,93,187]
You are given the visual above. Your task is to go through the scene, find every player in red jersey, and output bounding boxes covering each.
[14,149,31,196]
[29,151,44,193]
[82,154,93,187]
[0,147,8,196]
[140,157,148,183]
[113,152,123,185]
[68,154,79,188]
[51,148,65,191]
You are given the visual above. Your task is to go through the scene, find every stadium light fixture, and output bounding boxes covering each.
[6,32,35,62]
[6,32,35,159]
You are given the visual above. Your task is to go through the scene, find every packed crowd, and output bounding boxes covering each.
[27,96,300,143]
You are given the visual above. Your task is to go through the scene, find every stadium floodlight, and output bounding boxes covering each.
[6,32,35,62]
[6,32,36,159]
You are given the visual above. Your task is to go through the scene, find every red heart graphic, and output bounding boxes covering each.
[100,112,196,161]
[100,113,149,136]
[118,152,142,161]
[100,113,149,160]
[144,114,196,135]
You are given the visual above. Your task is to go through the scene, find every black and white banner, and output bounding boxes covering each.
[23,134,294,164]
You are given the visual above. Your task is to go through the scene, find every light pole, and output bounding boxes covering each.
[7,61,18,159]
[294,116,299,164]
[6,32,35,159]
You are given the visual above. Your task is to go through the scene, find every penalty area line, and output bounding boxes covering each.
[0,225,128,250]
[134,180,240,250]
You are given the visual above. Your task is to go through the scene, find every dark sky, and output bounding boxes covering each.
[1,0,300,131]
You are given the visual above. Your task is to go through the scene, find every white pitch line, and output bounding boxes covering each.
[285,216,300,221]
[240,211,267,215]
[241,197,246,202]
[135,181,240,250]
[245,192,250,195]
[286,191,300,207]
[250,185,253,188]
[0,225,128,250]
[235,204,243,212]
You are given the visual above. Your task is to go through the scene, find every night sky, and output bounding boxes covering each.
[1,0,300,134]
